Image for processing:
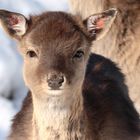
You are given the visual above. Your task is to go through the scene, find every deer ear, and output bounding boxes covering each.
[83,8,117,41]
[0,10,28,40]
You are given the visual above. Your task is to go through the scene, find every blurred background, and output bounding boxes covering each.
[0,0,68,139]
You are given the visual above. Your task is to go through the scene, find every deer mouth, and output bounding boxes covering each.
[47,89,65,96]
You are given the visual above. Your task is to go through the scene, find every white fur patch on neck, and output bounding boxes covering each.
[32,88,84,140]
[33,96,71,140]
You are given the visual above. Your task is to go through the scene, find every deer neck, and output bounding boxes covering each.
[83,0,140,71]
[70,0,105,19]
[31,87,86,140]
[93,11,140,70]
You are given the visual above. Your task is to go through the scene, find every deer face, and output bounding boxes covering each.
[21,13,90,96]
[0,9,117,96]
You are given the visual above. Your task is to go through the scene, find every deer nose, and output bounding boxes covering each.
[47,73,64,90]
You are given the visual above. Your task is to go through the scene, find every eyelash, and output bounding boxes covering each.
[25,49,84,60]
[26,50,37,58]
[73,50,84,59]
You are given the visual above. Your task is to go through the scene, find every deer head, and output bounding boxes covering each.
[0,9,117,98]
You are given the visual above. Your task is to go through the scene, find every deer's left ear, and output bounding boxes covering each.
[83,8,117,41]
[0,10,28,40]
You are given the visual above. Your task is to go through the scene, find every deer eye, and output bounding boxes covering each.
[73,50,84,59]
[26,50,37,58]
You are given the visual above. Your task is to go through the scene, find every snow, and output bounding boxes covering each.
[0,97,16,140]
[0,0,68,139]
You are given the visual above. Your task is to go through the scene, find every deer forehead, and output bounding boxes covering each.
[22,12,86,51]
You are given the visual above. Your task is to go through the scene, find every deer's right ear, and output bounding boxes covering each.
[0,10,28,40]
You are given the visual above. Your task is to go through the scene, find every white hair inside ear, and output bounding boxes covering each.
[0,10,28,39]
[85,8,118,40]
[11,15,28,36]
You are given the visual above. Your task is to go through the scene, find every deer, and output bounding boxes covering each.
[69,0,140,113]
[0,9,140,140]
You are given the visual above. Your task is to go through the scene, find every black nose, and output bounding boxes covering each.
[47,73,64,89]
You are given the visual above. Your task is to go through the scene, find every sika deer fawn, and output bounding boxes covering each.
[0,9,139,140]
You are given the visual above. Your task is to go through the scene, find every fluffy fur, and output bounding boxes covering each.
[0,10,139,140]
[69,0,140,113]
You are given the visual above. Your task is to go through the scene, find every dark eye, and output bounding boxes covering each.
[73,50,84,59]
[26,50,37,58]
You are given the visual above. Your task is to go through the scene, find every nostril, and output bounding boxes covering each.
[58,76,64,84]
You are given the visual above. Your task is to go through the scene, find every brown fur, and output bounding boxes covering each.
[0,10,139,140]
[69,0,140,113]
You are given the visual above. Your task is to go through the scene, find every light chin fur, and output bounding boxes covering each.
[47,89,66,96]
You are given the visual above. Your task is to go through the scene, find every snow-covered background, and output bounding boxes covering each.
[0,0,68,139]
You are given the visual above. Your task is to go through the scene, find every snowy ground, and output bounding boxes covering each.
[0,0,68,139]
